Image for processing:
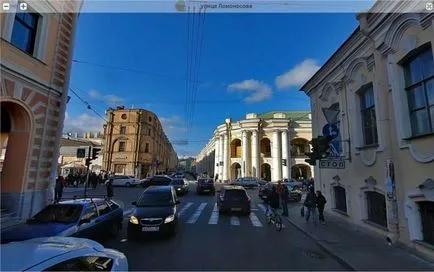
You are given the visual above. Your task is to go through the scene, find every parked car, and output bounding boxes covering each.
[105,175,140,187]
[170,178,189,196]
[1,237,128,271]
[238,177,259,189]
[196,178,216,195]
[128,186,180,239]
[1,197,123,244]
[141,175,173,188]
[217,185,251,215]
[258,182,302,202]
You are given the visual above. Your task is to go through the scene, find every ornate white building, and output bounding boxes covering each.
[196,111,313,182]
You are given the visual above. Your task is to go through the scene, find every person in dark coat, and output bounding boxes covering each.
[303,186,317,222]
[106,179,114,199]
[316,190,327,224]
[54,176,64,202]
[280,184,289,217]
[267,186,280,218]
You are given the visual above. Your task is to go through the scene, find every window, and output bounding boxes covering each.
[81,205,98,221]
[419,201,434,245]
[329,103,342,155]
[11,11,39,54]
[148,116,152,122]
[403,46,434,136]
[118,141,126,152]
[333,186,347,213]
[120,126,126,135]
[360,86,378,145]
[145,143,149,153]
[96,202,111,216]
[114,164,126,174]
[45,256,113,271]
[148,128,152,136]
[366,191,387,227]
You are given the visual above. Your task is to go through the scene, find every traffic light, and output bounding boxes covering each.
[92,148,101,160]
[304,137,319,166]
[85,158,92,166]
[317,135,333,159]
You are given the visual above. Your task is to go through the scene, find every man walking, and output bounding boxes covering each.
[316,190,327,224]
[54,176,64,203]
[281,183,289,217]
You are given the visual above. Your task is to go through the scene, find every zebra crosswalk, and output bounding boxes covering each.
[124,201,286,228]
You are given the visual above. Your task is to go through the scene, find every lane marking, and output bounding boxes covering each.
[178,202,193,218]
[230,216,240,226]
[251,208,259,211]
[208,203,219,225]
[123,208,134,216]
[186,203,207,224]
[249,212,263,227]
[257,203,267,213]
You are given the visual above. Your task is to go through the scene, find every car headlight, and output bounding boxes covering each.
[129,216,139,224]
[177,188,181,190]
[164,214,175,223]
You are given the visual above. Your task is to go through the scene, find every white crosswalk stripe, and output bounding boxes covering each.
[178,202,193,217]
[208,203,219,225]
[230,216,240,226]
[186,203,207,224]
[249,212,263,227]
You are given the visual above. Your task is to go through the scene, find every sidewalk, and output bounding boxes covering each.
[286,204,434,271]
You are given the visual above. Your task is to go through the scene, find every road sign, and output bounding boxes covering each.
[319,159,345,169]
[322,124,339,138]
[76,148,86,158]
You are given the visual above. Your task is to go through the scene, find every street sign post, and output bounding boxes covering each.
[319,159,345,169]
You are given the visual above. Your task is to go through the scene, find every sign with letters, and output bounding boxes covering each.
[319,159,345,169]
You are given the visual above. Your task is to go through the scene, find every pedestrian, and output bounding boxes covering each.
[316,190,327,224]
[303,186,317,222]
[281,183,289,217]
[215,173,219,183]
[106,179,114,200]
[267,186,280,217]
[54,175,64,202]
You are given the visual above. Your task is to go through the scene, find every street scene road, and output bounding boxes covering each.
[65,183,347,271]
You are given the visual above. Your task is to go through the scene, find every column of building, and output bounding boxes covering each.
[241,130,249,177]
[222,133,229,181]
[214,136,220,179]
[281,130,290,179]
[272,130,282,182]
[251,130,259,178]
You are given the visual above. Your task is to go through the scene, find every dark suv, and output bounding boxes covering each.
[196,178,215,195]
[217,186,251,215]
[142,175,172,188]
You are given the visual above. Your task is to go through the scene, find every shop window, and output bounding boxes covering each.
[419,201,434,245]
[366,191,387,227]
[334,186,347,213]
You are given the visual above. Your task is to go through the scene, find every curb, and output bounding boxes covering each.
[285,217,356,271]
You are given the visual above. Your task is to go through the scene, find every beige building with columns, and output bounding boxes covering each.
[301,2,434,258]
[196,111,313,182]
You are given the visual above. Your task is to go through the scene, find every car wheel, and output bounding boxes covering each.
[125,182,131,187]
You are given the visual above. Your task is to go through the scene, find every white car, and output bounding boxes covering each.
[105,175,140,187]
[1,236,128,271]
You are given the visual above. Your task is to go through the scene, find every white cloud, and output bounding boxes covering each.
[275,59,320,89]
[63,112,104,134]
[88,89,124,105]
[227,79,272,103]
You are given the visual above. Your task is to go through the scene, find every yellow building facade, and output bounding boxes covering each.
[103,107,177,178]
[301,3,434,258]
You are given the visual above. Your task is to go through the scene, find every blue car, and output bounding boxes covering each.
[1,198,123,244]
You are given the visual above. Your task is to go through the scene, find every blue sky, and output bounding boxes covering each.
[65,12,359,157]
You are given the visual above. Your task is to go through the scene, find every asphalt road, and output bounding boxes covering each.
[65,183,348,271]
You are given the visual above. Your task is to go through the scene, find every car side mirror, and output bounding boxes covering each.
[79,218,91,225]
[131,201,137,206]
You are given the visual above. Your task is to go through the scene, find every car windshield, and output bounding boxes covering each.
[171,179,184,185]
[136,192,174,207]
[29,204,83,224]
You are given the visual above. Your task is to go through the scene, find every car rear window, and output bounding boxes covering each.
[224,190,247,200]
[199,179,213,184]
[171,179,184,185]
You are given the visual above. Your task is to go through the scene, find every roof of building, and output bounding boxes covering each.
[60,137,101,147]
[257,111,311,121]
